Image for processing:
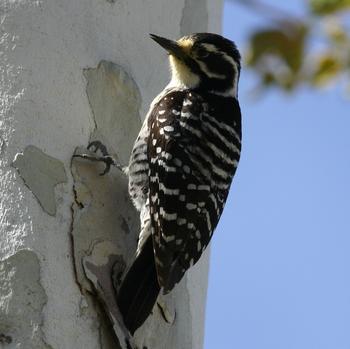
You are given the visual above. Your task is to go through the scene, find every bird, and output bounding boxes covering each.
[116,32,242,335]
[76,32,242,336]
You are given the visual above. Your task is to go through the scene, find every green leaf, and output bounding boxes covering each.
[311,54,342,86]
[247,22,308,74]
[310,0,350,15]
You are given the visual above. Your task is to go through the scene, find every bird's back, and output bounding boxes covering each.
[147,88,241,291]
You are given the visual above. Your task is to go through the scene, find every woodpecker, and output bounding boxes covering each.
[114,33,242,335]
[77,33,242,335]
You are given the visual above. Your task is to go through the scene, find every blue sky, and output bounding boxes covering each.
[204,1,350,348]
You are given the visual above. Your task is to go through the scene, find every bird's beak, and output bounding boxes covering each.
[150,34,187,60]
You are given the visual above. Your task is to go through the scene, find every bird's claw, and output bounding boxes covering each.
[87,140,109,156]
[98,155,114,176]
[73,141,123,176]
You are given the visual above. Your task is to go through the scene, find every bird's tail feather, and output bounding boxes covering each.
[117,236,160,335]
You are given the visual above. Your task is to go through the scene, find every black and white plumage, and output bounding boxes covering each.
[117,33,242,335]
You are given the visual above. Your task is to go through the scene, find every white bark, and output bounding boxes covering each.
[0,1,222,348]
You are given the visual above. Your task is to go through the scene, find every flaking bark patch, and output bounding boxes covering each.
[0,250,53,349]
[12,145,67,216]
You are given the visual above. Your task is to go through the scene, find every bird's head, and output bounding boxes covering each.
[150,33,241,97]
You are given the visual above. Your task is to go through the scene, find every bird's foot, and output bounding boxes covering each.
[73,140,123,176]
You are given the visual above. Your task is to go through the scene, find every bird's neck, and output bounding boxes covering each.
[167,56,199,90]
[166,57,239,99]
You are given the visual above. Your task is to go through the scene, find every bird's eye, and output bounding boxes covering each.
[196,48,209,59]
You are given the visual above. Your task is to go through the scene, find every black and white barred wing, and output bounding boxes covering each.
[148,91,238,293]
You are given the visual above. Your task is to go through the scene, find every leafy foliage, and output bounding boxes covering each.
[247,23,308,90]
[310,0,350,15]
[242,0,350,94]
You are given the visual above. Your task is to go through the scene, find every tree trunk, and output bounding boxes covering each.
[0,1,222,348]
